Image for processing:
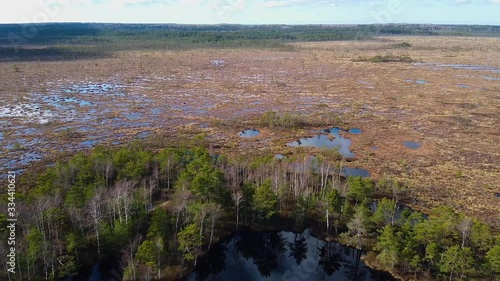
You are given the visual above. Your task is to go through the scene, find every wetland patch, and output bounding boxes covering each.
[402,141,421,149]
[238,129,260,138]
[287,127,361,158]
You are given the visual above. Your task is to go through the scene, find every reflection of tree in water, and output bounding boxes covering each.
[235,230,286,277]
[289,232,308,265]
[318,242,342,277]
[343,249,369,281]
[192,243,226,281]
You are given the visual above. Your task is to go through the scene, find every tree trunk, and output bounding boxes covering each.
[391,199,398,226]
[95,218,101,255]
[209,217,215,250]
[236,202,240,230]
[326,202,330,235]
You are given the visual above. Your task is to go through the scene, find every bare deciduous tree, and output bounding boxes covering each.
[88,189,104,255]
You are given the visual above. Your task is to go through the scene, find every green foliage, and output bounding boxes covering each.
[346,176,373,203]
[327,189,343,216]
[9,137,500,281]
[177,223,202,262]
[252,180,278,220]
[113,147,153,181]
[1,23,498,61]
[58,128,80,140]
[425,242,440,266]
[26,228,43,264]
[293,196,310,225]
[375,175,405,199]
[65,232,84,255]
[0,214,6,236]
[345,204,370,249]
[147,208,173,242]
[259,111,305,129]
[176,147,229,205]
[439,246,476,279]
[56,255,78,278]
[372,198,396,227]
[355,54,414,63]
[155,148,183,188]
[136,240,158,270]
[31,167,58,197]
[469,220,493,252]
[375,225,400,270]
[395,42,412,48]
[258,110,343,129]
[64,186,86,208]
[240,182,256,223]
[341,198,354,223]
[414,206,459,248]
[485,245,500,275]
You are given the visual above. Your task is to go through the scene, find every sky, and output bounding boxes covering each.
[1,0,499,25]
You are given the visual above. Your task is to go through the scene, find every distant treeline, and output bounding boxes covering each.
[0,23,499,60]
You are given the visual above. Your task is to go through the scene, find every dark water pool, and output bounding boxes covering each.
[348,128,362,134]
[287,135,354,158]
[187,228,397,281]
[402,141,421,149]
[239,129,260,138]
[135,131,151,139]
[341,168,370,178]
[287,127,362,158]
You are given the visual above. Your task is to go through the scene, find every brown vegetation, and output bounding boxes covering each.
[1,35,499,229]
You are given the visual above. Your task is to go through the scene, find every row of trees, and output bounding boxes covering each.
[0,141,498,280]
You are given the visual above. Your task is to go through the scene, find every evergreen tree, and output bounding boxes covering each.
[177,223,202,263]
[252,180,278,220]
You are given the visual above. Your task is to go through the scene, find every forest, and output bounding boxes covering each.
[1,23,500,61]
[0,137,498,280]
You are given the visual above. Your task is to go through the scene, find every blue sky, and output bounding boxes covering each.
[2,0,500,25]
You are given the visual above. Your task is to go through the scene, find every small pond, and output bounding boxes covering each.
[80,139,99,148]
[238,129,260,138]
[210,59,225,66]
[60,82,126,96]
[402,141,421,149]
[481,76,500,81]
[135,131,151,139]
[274,154,285,160]
[404,79,426,84]
[341,168,370,178]
[437,64,500,72]
[287,128,360,158]
[348,128,362,134]
[187,228,397,281]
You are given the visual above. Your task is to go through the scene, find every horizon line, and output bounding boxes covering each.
[0,22,499,27]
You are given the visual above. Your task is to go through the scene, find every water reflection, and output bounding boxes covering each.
[341,168,370,178]
[402,141,420,149]
[286,128,361,158]
[187,228,397,281]
[239,129,260,138]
